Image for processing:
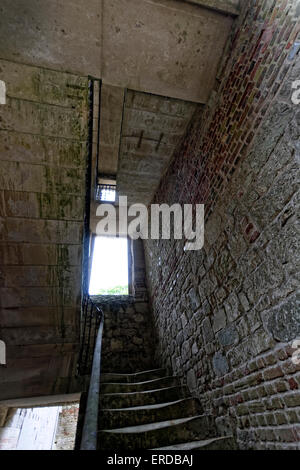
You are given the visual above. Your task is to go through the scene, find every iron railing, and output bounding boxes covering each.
[81,77,102,296]
[78,295,104,376]
[78,76,104,450]
[78,295,104,450]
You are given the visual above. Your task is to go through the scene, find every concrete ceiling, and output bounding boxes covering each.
[94,0,238,205]
[116,90,199,206]
[98,84,125,176]
[0,0,236,103]
[0,0,239,206]
[101,0,235,103]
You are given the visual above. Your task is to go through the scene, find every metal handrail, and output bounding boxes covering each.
[79,75,104,450]
[80,308,104,450]
[78,296,102,375]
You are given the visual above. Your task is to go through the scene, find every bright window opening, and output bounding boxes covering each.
[0,403,79,450]
[96,181,116,202]
[99,185,116,202]
[89,236,129,295]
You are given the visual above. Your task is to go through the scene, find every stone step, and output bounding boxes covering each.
[98,414,216,450]
[101,368,166,384]
[152,436,237,450]
[99,397,202,429]
[100,385,189,409]
[100,376,180,394]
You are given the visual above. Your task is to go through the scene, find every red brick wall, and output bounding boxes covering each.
[144,0,300,449]
[151,1,299,213]
[53,404,79,450]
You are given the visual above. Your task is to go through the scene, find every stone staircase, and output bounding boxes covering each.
[97,368,237,450]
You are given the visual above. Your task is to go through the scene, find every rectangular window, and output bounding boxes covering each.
[96,183,116,202]
[96,176,116,202]
[89,236,128,295]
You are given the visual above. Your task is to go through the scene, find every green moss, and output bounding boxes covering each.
[32,73,41,99]
[57,245,72,339]
[59,141,83,168]
[58,195,74,219]
[58,245,70,267]
[44,166,54,193]
[43,219,53,241]
[36,192,43,218]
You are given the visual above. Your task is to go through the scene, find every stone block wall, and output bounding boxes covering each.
[0,59,88,399]
[92,295,156,373]
[144,1,300,449]
[130,238,149,302]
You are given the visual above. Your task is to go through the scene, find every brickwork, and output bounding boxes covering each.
[53,404,79,450]
[0,59,88,399]
[144,0,300,449]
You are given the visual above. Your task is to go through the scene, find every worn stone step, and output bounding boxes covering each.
[152,436,237,450]
[99,397,202,429]
[100,376,180,394]
[98,414,216,450]
[101,368,166,384]
[100,385,189,409]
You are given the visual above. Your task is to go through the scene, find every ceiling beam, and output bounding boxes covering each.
[179,0,240,16]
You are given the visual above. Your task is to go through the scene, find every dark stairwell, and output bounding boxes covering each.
[74,295,237,450]
[1,0,299,452]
